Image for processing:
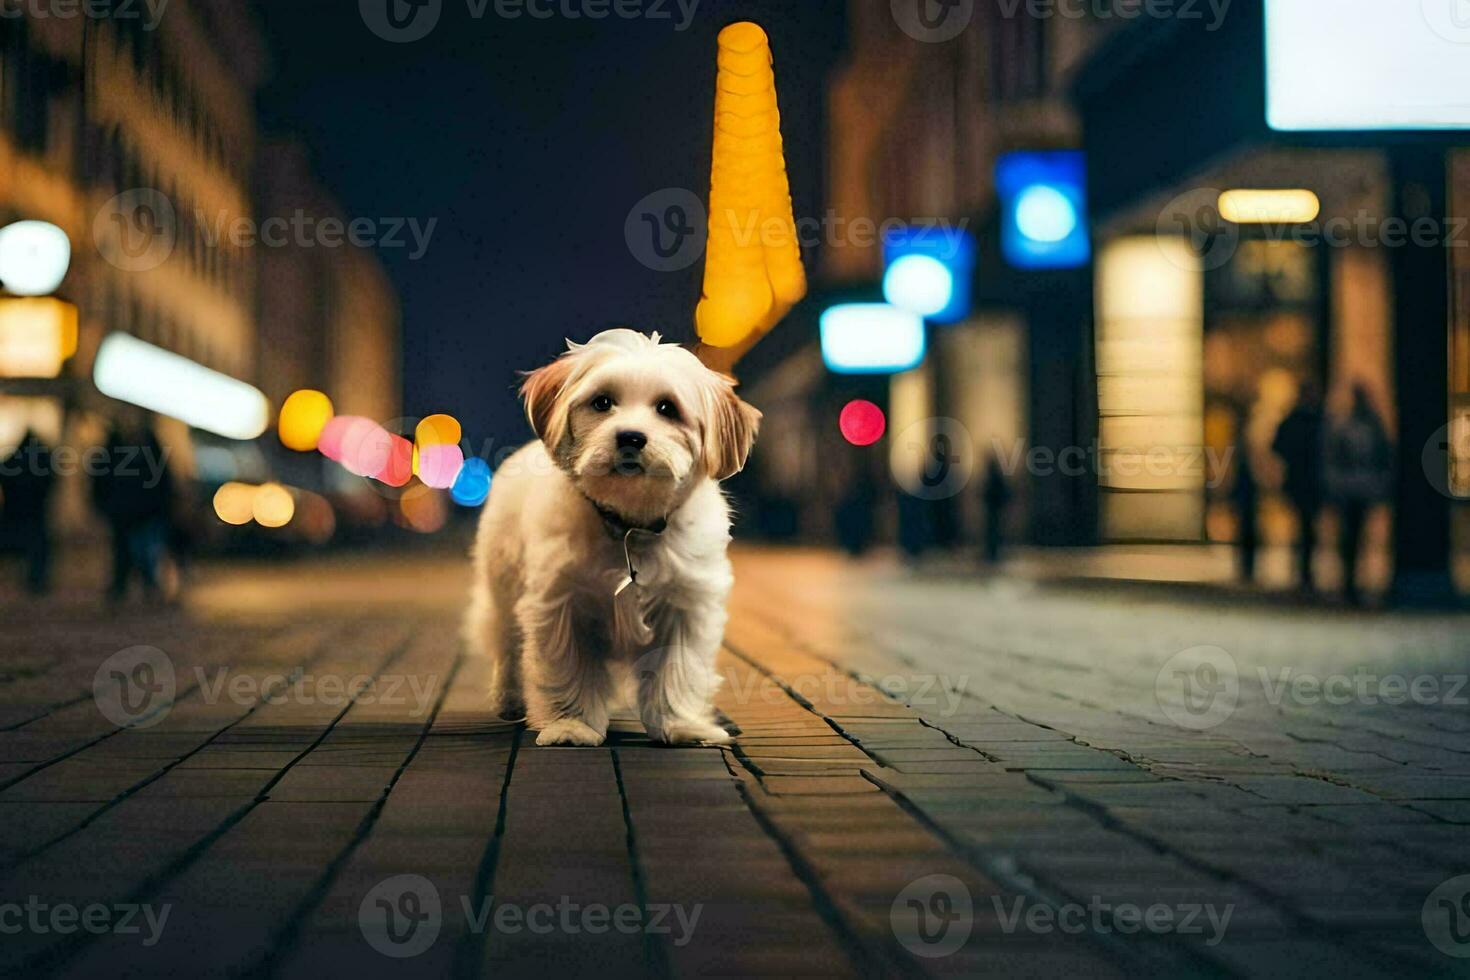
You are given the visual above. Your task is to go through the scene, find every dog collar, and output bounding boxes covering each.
[581,494,668,596]
[585,497,669,539]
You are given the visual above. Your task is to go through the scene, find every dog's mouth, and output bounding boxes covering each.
[579,447,678,480]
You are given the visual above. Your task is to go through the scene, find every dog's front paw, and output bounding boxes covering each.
[653,719,732,746]
[535,718,606,747]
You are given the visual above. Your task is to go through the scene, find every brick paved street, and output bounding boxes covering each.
[3,547,1470,978]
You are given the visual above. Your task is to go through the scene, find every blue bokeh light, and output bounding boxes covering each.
[996,151,1090,270]
[450,456,493,507]
[883,254,954,318]
[880,226,975,324]
[1015,186,1078,244]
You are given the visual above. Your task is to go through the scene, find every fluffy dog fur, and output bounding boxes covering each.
[464,329,761,747]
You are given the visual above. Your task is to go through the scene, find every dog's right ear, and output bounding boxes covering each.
[519,353,576,449]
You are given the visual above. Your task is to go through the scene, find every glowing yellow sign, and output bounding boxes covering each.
[0,297,77,378]
[696,21,806,350]
[1217,189,1321,224]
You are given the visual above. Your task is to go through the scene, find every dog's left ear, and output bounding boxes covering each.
[705,378,762,481]
[520,353,576,450]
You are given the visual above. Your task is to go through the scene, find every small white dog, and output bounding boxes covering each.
[464,329,760,747]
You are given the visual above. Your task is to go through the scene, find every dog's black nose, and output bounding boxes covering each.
[616,431,647,451]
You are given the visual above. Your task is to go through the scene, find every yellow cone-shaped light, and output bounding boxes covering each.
[696,21,806,349]
[278,389,335,452]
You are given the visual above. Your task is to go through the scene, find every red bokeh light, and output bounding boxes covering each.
[376,435,414,488]
[839,399,886,446]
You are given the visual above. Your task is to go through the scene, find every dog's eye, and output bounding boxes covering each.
[590,395,613,412]
[656,399,680,420]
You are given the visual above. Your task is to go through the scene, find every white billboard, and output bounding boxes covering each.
[1266,0,1470,131]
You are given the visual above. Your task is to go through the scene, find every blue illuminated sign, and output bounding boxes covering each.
[881,225,975,324]
[820,304,926,375]
[996,151,1090,270]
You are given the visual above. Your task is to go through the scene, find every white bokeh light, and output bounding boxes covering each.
[882,254,954,318]
[0,221,71,296]
[1015,186,1078,244]
[93,332,270,440]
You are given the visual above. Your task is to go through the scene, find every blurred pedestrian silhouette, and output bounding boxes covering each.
[1,431,57,595]
[1271,380,1324,591]
[980,456,1012,565]
[1326,383,1393,606]
[835,476,875,557]
[92,421,175,602]
[897,491,929,564]
[1229,414,1259,584]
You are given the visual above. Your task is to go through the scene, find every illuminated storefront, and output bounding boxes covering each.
[1075,2,1467,594]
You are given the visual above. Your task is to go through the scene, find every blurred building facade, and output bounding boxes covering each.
[1073,7,1467,595]
[0,2,401,551]
[741,2,1114,550]
[740,3,1467,596]
[255,140,401,497]
[0,2,264,465]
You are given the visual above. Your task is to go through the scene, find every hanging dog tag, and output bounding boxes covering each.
[615,530,639,596]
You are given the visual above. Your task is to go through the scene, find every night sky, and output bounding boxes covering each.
[253,0,846,452]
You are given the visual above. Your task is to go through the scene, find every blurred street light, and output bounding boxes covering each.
[883,254,954,319]
[881,226,975,323]
[820,303,925,375]
[415,413,461,448]
[213,482,257,526]
[379,434,414,487]
[319,415,391,478]
[0,297,78,378]
[418,443,464,490]
[278,389,335,451]
[252,483,296,528]
[1217,189,1321,224]
[995,151,1090,270]
[838,399,886,447]
[451,457,493,507]
[94,332,270,440]
[0,221,71,297]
